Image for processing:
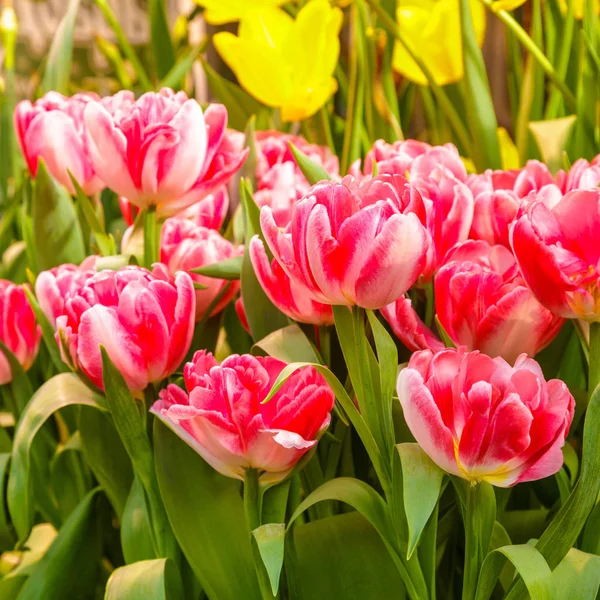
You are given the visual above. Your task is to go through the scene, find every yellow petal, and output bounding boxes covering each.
[490,0,527,12]
[281,78,339,122]
[238,7,294,47]
[195,0,285,25]
[213,32,291,108]
[497,127,520,170]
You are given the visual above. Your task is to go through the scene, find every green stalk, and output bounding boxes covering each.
[143,207,160,269]
[244,468,262,533]
[318,106,336,154]
[480,0,576,112]
[366,0,473,156]
[589,322,600,396]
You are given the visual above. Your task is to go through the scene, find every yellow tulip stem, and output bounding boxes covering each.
[366,0,473,156]
[480,0,577,112]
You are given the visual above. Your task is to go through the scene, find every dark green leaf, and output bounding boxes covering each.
[153,419,262,600]
[148,0,176,79]
[121,476,157,564]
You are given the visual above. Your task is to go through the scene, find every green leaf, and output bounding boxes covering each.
[148,0,176,80]
[254,324,321,364]
[121,476,157,564]
[459,0,501,170]
[32,161,85,272]
[68,171,116,257]
[552,548,600,600]
[287,512,405,600]
[94,36,133,89]
[8,373,106,544]
[201,60,268,131]
[395,443,444,559]
[288,477,428,599]
[0,453,15,551]
[289,143,332,185]
[190,255,243,280]
[160,45,203,90]
[153,419,262,600]
[474,544,554,600]
[240,180,288,341]
[252,523,285,596]
[105,558,184,600]
[42,0,80,94]
[78,407,133,519]
[0,341,33,418]
[22,287,67,374]
[242,115,258,185]
[100,348,176,561]
[16,489,102,600]
[529,117,577,173]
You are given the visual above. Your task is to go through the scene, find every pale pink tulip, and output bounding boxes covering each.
[35,257,98,328]
[160,218,241,321]
[562,157,600,192]
[84,88,247,217]
[397,348,574,487]
[0,281,41,385]
[152,351,335,482]
[55,264,195,392]
[261,175,429,309]
[14,92,108,195]
[512,189,600,320]
[469,189,521,248]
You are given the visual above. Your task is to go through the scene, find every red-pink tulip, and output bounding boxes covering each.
[397,348,574,487]
[0,281,41,385]
[152,351,335,482]
[512,189,600,320]
[235,297,251,335]
[562,157,600,192]
[250,237,334,325]
[55,264,195,392]
[160,218,241,322]
[435,241,564,364]
[35,257,98,328]
[14,92,108,195]
[469,189,521,248]
[83,88,247,217]
[254,131,339,227]
[261,175,429,309]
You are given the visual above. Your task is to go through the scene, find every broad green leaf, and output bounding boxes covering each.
[289,143,332,185]
[288,512,404,600]
[459,0,501,170]
[190,255,242,280]
[16,489,102,600]
[68,172,116,256]
[529,117,576,173]
[148,0,176,80]
[160,45,203,90]
[8,373,106,544]
[288,477,428,599]
[0,341,33,418]
[32,161,85,272]
[552,548,600,600]
[78,407,133,519]
[252,523,285,596]
[153,420,262,600]
[100,348,176,561]
[121,476,157,564]
[0,453,15,551]
[240,180,288,341]
[474,544,554,600]
[105,558,183,600]
[201,60,268,131]
[23,287,68,374]
[42,0,80,94]
[254,324,321,364]
[396,443,444,559]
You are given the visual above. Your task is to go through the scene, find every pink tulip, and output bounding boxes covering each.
[511,189,600,320]
[512,160,559,198]
[152,351,335,482]
[160,218,241,322]
[0,281,41,385]
[83,88,247,217]
[254,131,339,227]
[260,175,429,309]
[562,158,600,192]
[14,92,107,195]
[35,257,98,328]
[435,241,564,364]
[234,297,251,335]
[397,348,574,487]
[249,237,334,325]
[469,189,521,248]
[466,169,521,197]
[55,264,195,392]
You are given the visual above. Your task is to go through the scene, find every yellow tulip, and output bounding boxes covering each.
[194,0,285,25]
[392,0,486,86]
[497,127,520,170]
[214,0,343,122]
[489,0,527,11]
[558,0,600,19]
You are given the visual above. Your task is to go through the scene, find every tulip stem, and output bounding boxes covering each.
[589,322,600,398]
[244,468,262,533]
[143,207,160,269]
